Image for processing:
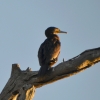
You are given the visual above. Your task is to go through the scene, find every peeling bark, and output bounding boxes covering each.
[0,47,100,100]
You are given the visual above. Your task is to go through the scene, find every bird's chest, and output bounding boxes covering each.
[51,38,61,50]
[49,38,61,57]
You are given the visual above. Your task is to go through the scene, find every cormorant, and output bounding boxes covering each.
[38,27,67,77]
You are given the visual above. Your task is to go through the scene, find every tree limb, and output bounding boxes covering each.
[0,47,100,100]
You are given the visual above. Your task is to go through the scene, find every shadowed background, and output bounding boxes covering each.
[0,0,100,100]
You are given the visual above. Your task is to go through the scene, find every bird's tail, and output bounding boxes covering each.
[38,65,49,78]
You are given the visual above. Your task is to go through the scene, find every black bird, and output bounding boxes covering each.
[38,27,67,77]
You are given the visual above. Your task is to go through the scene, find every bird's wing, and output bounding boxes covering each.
[38,39,50,66]
[38,39,60,67]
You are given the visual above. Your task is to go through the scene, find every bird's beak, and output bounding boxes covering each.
[60,30,67,34]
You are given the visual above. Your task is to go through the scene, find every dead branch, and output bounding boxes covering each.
[0,47,100,100]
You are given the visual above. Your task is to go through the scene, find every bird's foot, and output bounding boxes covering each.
[47,67,54,74]
[48,67,51,70]
[52,67,55,71]
[48,67,54,71]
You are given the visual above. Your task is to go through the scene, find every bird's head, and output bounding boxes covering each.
[45,27,67,37]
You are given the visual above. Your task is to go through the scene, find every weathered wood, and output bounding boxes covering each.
[0,47,100,100]
[0,64,36,100]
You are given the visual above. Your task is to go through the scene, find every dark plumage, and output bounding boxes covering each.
[38,27,67,77]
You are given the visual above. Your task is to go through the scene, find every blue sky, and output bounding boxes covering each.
[0,0,100,100]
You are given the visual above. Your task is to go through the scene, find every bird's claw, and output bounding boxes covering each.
[52,67,55,71]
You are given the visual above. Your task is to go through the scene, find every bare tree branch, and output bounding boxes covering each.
[0,47,100,100]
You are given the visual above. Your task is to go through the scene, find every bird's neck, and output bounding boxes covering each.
[48,34,60,40]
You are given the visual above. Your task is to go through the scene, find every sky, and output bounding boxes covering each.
[0,0,100,100]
